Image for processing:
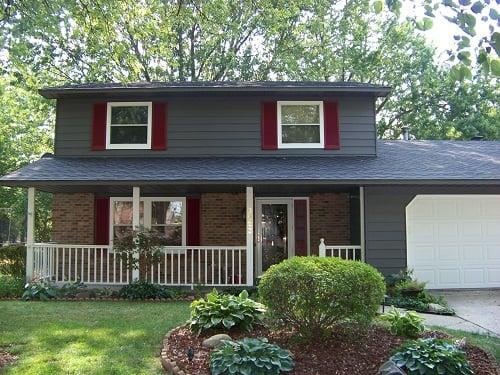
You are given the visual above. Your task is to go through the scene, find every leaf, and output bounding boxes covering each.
[458,0,471,5]
[490,8,499,20]
[471,1,485,13]
[423,17,434,30]
[443,0,459,7]
[374,0,384,13]
[491,58,500,76]
[491,32,500,55]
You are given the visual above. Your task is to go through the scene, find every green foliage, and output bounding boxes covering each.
[386,268,414,288]
[22,278,57,300]
[391,338,473,375]
[58,280,86,297]
[210,338,294,375]
[0,244,26,277]
[0,274,24,297]
[113,228,165,281]
[118,280,174,300]
[258,257,386,338]
[395,279,427,294]
[189,289,266,334]
[380,308,425,338]
[385,295,430,312]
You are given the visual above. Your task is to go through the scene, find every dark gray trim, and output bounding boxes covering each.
[39,81,391,99]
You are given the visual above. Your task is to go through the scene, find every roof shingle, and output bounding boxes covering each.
[1,141,499,187]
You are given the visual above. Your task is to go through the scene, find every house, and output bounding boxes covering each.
[1,81,499,289]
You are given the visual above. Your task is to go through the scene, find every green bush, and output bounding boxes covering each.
[258,257,385,337]
[380,308,425,338]
[118,280,174,300]
[22,279,57,300]
[58,280,86,297]
[210,338,294,375]
[391,338,473,375]
[0,274,24,297]
[189,289,266,334]
[0,244,26,278]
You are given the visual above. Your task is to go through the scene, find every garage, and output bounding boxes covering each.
[406,195,500,289]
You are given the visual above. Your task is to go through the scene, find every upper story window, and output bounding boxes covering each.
[277,101,324,149]
[106,102,152,149]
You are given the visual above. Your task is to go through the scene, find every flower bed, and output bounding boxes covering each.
[160,326,499,375]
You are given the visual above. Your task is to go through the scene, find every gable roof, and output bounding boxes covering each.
[39,81,391,99]
[1,141,499,191]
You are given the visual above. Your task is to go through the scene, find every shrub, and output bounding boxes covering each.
[189,289,266,334]
[58,280,86,297]
[118,280,174,300]
[380,308,425,338]
[395,279,427,295]
[210,338,294,375]
[258,257,385,337]
[391,338,473,375]
[0,274,24,297]
[0,244,26,278]
[22,278,57,300]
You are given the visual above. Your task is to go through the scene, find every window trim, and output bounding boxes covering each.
[277,100,324,149]
[106,102,152,150]
[109,197,186,248]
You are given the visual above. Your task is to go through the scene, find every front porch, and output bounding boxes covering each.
[26,184,365,287]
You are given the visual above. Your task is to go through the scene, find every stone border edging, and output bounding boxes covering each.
[160,326,191,375]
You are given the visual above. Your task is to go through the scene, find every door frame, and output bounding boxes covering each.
[255,197,296,276]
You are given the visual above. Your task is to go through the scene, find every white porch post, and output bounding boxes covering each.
[246,186,254,286]
[360,186,366,262]
[319,238,326,257]
[26,187,35,281]
[132,186,140,281]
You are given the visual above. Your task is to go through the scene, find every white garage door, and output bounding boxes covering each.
[406,195,500,289]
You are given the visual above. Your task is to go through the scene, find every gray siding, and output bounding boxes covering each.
[364,185,500,276]
[55,95,376,157]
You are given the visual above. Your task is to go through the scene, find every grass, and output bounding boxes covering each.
[0,300,190,374]
[430,326,500,363]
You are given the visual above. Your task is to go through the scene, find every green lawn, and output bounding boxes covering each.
[0,301,190,375]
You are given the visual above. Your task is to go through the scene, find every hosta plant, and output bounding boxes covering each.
[380,308,425,338]
[210,338,294,375]
[189,289,266,334]
[391,338,473,375]
[22,278,57,301]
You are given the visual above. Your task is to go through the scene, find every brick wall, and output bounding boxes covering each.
[309,192,351,255]
[52,193,95,244]
[200,193,246,246]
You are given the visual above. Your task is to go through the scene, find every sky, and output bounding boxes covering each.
[401,1,497,65]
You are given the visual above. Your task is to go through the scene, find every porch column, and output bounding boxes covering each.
[132,186,140,280]
[246,186,254,286]
[360,186,365,262]
[26,187,35,281]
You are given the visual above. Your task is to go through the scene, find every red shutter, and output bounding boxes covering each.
[94,197,110,245]
[294,199,308,256]
[92,103,107,150]
[324,101,340,150]
[261,101,278,150]
[152,102,167,150]
[186,197,201,246]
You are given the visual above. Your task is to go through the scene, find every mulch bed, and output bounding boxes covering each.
[164,326,500,375]
[0,349,17,369]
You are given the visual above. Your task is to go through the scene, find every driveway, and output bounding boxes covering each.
[422,289,500,337]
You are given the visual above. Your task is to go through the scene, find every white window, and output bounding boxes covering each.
[106,102,152,149]
[277,101,324,148]
[109,197,186,247]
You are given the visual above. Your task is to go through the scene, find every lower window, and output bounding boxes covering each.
[110,197,185,246]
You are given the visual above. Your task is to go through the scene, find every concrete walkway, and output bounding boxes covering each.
[423,289,500,337]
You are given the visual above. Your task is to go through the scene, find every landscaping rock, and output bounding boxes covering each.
[202,334,232,349]
[428,303,448,314]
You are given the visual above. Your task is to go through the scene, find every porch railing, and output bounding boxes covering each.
[318,239,364,261]
[30,243,247,287]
